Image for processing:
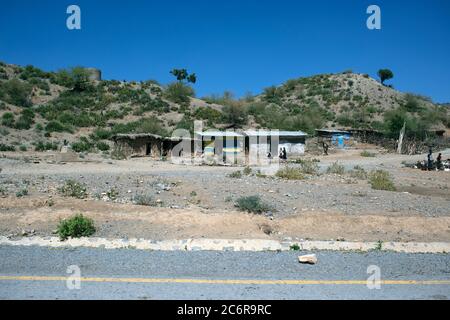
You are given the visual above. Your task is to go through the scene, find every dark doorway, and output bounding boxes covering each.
[146,143,152,156]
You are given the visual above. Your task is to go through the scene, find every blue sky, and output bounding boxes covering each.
[1,0,449,102]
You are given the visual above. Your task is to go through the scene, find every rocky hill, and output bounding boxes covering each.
[0,61,448,153]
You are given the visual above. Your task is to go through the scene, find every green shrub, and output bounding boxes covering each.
[19,65,51,80]
[360,150,376,157]
[263,86,283,104]
[221,103,248,127]
[336,114,356,127]
[14,115,34,130]
[299,159,319,175]
[34,141,58,151]
[0,79,32,107]
[175,116,194,133]
[71,137,94,153]
[53,67,93,92]
[16,188,29,197]
[0,143,15,151]
[45,120,73,133]
[192,107,222,125]
[1,112,15,127]
[228,170,242,178]
[249,102,325,134]
[60,112,96,127]
[59,180,88,199]
[164,82,194,104]
[92,128,112,140]
[110,122,137,135]
[404,94,424,112]
[276,166,305,180]
[134,117,168,136]
[96,141,110,151]
[28,77,50,92]
[369,170,396,191]
[0,186,7,196]
[19,145,27,151]
[21,108,35,119]
[235,195,271,214]
[110,117,167,137]
[349,165,368,180]
[57,214,96,241]
[111,146,127,160]
[133,194,158,206]
[0,127,10,136]
[326,162,345,175]
[107,188,119,200]
[374,240,383,251]
[243,166,252,175]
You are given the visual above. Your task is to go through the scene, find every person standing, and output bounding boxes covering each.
[427,148,433,171]
[322,141,329,155]
[436,153,442,170]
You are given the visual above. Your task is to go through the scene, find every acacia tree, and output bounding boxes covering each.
[377,69,394,85]
[170,69,196,84]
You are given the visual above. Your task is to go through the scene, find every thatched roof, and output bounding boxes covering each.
[112,133,194,142]
[112,133,163,141]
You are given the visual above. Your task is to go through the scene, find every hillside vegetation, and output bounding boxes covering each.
[0,61,448,153]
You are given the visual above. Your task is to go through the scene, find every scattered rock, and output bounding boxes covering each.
[298,254,317,265]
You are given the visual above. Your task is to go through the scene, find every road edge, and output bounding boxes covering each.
[0,236,449,253]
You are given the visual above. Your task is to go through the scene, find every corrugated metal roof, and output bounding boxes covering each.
[244,130,308,137]
[315,129,350,134]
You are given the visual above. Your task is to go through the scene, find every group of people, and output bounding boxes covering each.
[279,147,287,160]
[267,147,288,160]
[426,147,443,171]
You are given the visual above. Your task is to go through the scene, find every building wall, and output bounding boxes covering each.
[114,137,162,158]
[279,137,306,156]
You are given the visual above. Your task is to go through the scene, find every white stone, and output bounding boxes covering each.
[298,254,318,264]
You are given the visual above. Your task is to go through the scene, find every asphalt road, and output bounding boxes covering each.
[0,245,449,300]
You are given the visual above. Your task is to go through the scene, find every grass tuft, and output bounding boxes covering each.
[59,180,88,199]
[369,170,396,191]
[235,195,271,214]
[276,166,305,180]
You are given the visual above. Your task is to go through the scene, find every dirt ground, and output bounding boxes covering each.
[1,145,449,242]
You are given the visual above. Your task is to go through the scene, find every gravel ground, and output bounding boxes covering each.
[0,149,449,242]
[1,156,449,217]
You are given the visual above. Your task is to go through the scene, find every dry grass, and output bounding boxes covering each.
[276,166,305,180]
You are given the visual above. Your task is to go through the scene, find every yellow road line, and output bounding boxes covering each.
[0,276,449,285]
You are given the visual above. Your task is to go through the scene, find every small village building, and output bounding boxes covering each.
[315,129,351,149]
[195,131,245,164]
[244,130,307,157]
[112,129,309,162]
[429,124,447,138]
[111,133,192,159]
[195,130,308,164]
